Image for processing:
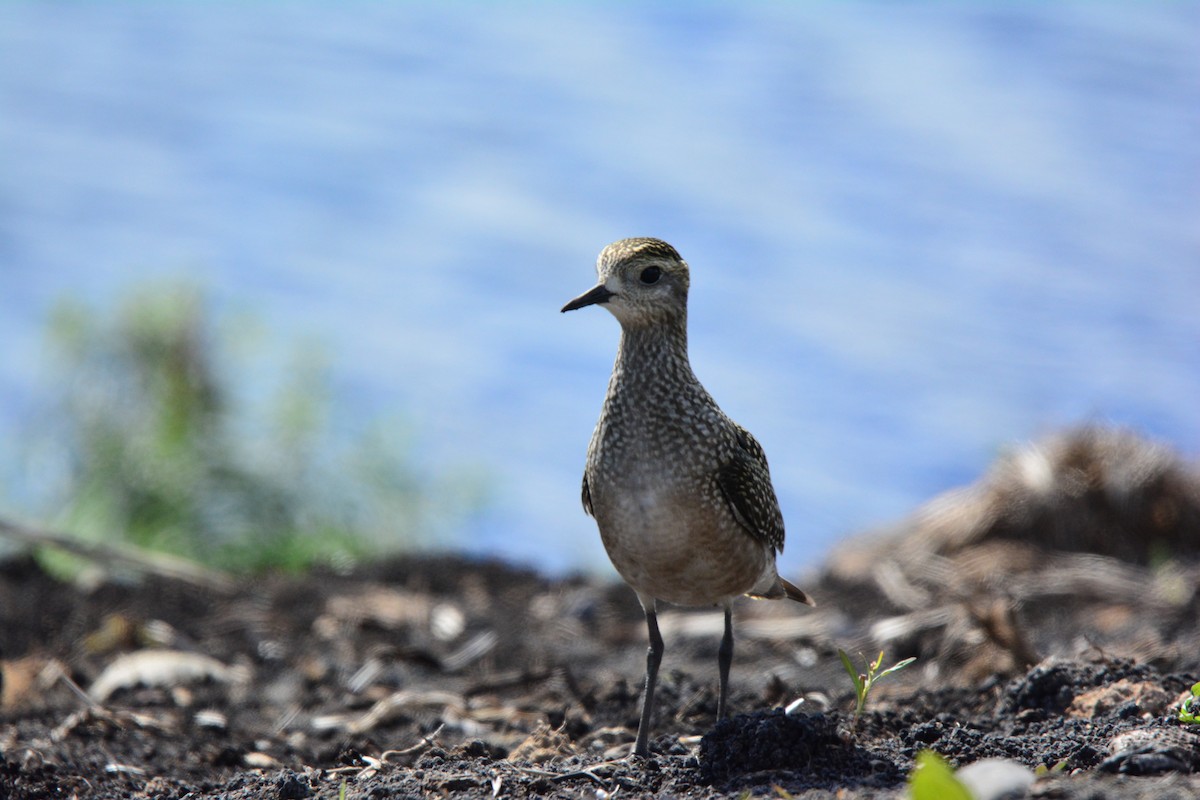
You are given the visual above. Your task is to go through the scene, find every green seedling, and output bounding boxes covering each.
[1034,757,1070,776]
[908,750,971,800]
[1178,682,1200,724]
[838,648,917,723]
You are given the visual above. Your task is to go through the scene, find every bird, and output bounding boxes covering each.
[561,237,814,758]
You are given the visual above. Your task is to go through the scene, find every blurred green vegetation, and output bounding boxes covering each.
[16,283,483,573]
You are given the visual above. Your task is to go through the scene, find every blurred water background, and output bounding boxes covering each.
[1,3,1197,577]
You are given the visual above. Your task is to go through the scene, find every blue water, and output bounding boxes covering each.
[2,3,1197,576]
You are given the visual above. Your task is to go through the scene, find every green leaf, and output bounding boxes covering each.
[909,751,974,800]
[1178,682,1200,724]
[837,649,865,695]
[877,657,918,679]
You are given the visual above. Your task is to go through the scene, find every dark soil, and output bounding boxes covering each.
[1,549,1198,800]
[3,428,1199,798]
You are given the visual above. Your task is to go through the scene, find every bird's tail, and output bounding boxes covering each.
[748,576,816,607]
[780,577,816,607]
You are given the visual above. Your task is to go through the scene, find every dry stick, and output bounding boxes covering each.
[379,723,446,762]
[50,661,100,710]
[463,667,558,698]
[326,724,446,778]
[511,758,623,787]
[0,516,233,592]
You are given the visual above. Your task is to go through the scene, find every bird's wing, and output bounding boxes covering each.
[581,473,594,517]
[715,425,785,553]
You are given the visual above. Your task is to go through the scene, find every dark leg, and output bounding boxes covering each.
[717,605,733,720]
[634,605,664,757]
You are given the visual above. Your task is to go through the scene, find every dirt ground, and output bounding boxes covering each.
[3,427,1200,799]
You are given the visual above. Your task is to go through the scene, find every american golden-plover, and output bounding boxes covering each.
[561,237,814,757]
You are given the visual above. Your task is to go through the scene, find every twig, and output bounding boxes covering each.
[464,667,558,698]
[511,758,624,786]
[326,724,445,780]
[339,691,462,735]
[379,723,445,762]
[0,516,233,592]
[48,661,100,710]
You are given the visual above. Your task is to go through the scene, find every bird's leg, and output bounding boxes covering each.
[717,605,733,720]
[634,604,664,757]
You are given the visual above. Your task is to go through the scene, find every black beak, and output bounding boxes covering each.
[561,284,615,313]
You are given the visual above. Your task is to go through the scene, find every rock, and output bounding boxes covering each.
[955,758,1035,800]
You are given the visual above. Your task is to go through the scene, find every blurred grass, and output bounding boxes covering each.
[13,283,483,574]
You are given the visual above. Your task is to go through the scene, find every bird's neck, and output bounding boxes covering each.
[611,317,695,392]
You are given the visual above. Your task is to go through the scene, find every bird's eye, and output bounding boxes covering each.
[639,266,662,285]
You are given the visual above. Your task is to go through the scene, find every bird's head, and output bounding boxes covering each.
[561,238,690,327]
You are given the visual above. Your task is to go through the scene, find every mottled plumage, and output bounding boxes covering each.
[561,237,813,757]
